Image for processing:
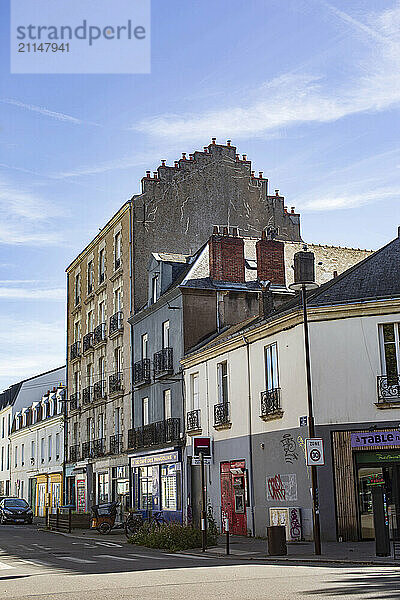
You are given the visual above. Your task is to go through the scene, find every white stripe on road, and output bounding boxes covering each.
[0,561,15,570]
[97,554,138,561]
[95,541,123,548]
[164,553,212,559]
[57,556,96,564]
[124,553,165,560]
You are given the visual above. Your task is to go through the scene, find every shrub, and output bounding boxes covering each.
[128,520,218,552]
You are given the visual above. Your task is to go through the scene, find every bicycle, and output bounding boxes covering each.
[124,510,166,537]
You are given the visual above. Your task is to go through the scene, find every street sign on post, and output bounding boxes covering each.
[306,438,325,466]
[193,437,211,457]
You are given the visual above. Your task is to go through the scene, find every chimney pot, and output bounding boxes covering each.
[235,154,240,160]
[182,152,186,159]
[291,206,295,214]
[275,189,279,196]
[153,172,158,178]
[213,225,219,235]
[146,171,151,178]
[222,226,229,236]
[227,140,231,146]
[189,154,194,160]
[251,171,255,177]
[261,229,267,241]
[259,171,263,178]
[231,226,239,237]
[242,154,247,161]
[161,159,166,166]
[398,225,400,238]
[174,161,179,167]
[212,137,216,144]
[204,146,208,152]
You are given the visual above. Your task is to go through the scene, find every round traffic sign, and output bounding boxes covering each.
[310,449,321,462]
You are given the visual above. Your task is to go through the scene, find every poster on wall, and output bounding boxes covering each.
[266,473,297,501]
[270,507,302,541]
[76,479,86,512]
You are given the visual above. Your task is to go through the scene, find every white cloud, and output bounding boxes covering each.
[133,4,400,142]
[299,186,400,211]
[0,286,65,301]
[1,98,100,127]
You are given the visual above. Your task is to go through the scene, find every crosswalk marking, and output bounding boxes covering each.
[57,556,96,564]
[0,561,15,570]
[97,554,138,561]
[95,541,123,548]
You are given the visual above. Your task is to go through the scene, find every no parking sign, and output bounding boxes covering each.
[305,438,325,466]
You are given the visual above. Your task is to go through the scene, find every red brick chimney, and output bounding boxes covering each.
[209,227,245,282]
[256,231,286,285]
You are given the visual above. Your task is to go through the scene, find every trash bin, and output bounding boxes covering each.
[267,525,287,556]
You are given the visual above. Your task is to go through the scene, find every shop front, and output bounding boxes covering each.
[35,472,62,516]
[130,450,182,523]
[220,460,248,536]
[333,428,400,541]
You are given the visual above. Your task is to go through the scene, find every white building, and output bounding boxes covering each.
[0,367,65,498]
[10,384,65,516]
[182,229,400,543]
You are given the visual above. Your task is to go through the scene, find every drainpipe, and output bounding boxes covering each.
[242,334,256,537]
[63,272,70,506]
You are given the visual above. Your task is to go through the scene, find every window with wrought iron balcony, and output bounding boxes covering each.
[94,322,106,345]
[110,433,123,454]
[70,341,80,361]
[133,358,151,386]
[93,379,106,401]
[128,418,180,450]
[69,392,79,411]
[82,385,93,405]
[153,347,173,377]
[186,409,201,434]
[109,372,123,395]
[376,323,400,406]
[69,444,80,462]
[109,311,123,335]
[83,332,94,353]
[92,438,105,458]
[214,361,231,430]
[81,441,92,459]
[260,343,283,420]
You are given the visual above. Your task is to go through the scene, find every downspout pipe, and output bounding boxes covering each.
[242,334,255,537]
[63,272,70,506]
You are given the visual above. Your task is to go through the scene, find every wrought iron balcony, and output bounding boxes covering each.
[70,341,80,360]
[110,433,123,454]
[93,438,105,458]
[128,418,180,450]
[82,441,92,459]
[187,409,201,432]
[82,386,93,405]
[377,375,400,403]
[115,256,121,271]
[260,388,283,419]
[94,322,106,344]
[109,372,123,395]
[83,332,94,353]
[109,311,123,335]
[154,347,173,376]
[93,379,106,401]
[133,359,151,385]
[214,402,231,428]
[69,445,80,462]
[69,392,79,411]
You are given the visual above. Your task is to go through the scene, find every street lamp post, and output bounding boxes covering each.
[290,249,322,556]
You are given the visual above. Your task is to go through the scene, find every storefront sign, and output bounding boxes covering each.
[130,450,179,467]
[351,431,400,448]
[76,478,86,512]
[356,450,400,464]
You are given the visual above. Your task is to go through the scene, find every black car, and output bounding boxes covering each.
[0,498,33,524]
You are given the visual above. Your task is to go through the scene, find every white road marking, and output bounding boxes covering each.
[0,561,15,570]
[97,554,138,561]
[95,541,123,548]
[124,552,165,560]
[57,556,96,564]
[164,553,212,559]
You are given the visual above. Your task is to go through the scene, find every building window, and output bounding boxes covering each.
[115,288,122,312]
[114,346,122,373]
[99,301,105,324]
[190,373,199,410]
[56,433,60,460]
[217,361,228,404]
[99,248,105,283]
[21,444,24,466]
[151,275,158,304]
[7,414,10,435]
[265,343,279,391]
[161,464,180,511]
[162,320,170,349]
[74,273,80,305]
[114,232,121,270]
[98,472,109,503]
[87,309,94,333]
[98,413,104,439]
[41,438,45,463]
[380,323,400,384]
[6,445,9,470]
[74,321,80,343]
[139,466,153,510]
[14,446,18,468]
[141,333,148,360]
[99,356,105,380]
[87,363,93,388]
[1,417,4,438]
[114,407,121,435]
[87,260,94,294]
[142,397,149,426]
[1,447,3,471]
[31,441,35,463]
[73,422,78,445]
[87,417,94,441]
[164,389,171,420]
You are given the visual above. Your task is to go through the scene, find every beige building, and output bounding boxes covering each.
[66,202,132,511]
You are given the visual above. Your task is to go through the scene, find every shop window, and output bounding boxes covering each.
[161,464,180,511]
[217,361,228,404]
[98,472,109,503]
[139,466,153,510]
[380,323,400,384]
[265,343,279,391]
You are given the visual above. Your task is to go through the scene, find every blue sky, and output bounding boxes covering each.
[0,0,399,391]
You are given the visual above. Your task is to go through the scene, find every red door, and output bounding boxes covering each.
[220,460,247,536]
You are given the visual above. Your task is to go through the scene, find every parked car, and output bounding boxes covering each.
[0,498,33,524]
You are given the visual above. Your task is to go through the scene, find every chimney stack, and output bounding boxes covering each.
[256,231,286,286]
[209,227,245,283]
[258,282,274,319]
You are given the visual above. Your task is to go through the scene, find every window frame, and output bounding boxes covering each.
[264,342,279,392]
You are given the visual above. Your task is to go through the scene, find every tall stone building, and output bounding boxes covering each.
[65,139,302,510]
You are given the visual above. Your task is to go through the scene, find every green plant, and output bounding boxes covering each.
[128,520,217,552]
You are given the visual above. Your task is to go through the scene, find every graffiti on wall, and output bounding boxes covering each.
[280,433,299,464]
[289,507,302,540]
[266,473,297,501]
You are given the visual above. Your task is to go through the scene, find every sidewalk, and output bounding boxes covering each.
[184,535,400,567]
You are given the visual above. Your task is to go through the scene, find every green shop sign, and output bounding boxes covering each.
[356,450,400,464]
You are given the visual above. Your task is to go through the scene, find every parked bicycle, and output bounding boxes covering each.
[124,510,166,537]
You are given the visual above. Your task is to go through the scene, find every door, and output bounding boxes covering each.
[37,483,46,517]
[220,460,247,536]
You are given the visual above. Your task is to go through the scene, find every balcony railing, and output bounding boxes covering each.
[94,322,106,344]
[154,347,173,376]
[133,359,151,385]
[69,445,80,462]
[109,311,123,335]
[110,433,123,454]
[377,375,400,403]
[81,438,105,459]
[70,341,80,360]
[82,386,93,405]
[187,409,201,432]
[128,418,180,450]
[69,392,79,411]
[83,332,94,353]
[214,402,231,428]
[109,372,123,394]
[93,379,106,401]
[260,388,282,418]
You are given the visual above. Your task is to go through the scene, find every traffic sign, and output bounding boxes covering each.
[193,437,211,458]
[192,456,211,466]
[305,438,325,466]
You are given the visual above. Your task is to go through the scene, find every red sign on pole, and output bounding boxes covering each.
[193,437,211,457]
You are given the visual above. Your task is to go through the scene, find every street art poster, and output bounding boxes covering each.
[266,473,297,501]
[269,506,302,541]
